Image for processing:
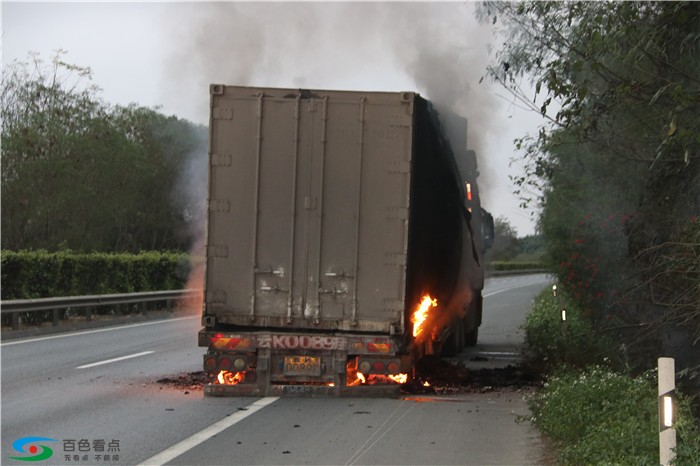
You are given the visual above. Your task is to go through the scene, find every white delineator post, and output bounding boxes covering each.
[658,357,676,466]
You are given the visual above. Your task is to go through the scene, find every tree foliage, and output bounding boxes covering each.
[479,2,700,368]
[486,215,519,261]
[484,216,544,263]
[1,51,207,253]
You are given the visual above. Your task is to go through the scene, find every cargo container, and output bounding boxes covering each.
[199,85,493,396]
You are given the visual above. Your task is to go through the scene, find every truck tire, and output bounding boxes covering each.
[464,327,478,347]
[457,319,465,353]
[440,320,464,357]
[440,331,459,356]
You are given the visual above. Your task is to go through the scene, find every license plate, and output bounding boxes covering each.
[283,356,321,376]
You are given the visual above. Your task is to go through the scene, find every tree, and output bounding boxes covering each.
[486,216,520,262]
[1,52,207,252]
[479,2,700,367]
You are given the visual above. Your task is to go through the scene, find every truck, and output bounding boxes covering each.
[198,85,494,396]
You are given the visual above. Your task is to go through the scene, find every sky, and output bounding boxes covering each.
[2,1,546,236]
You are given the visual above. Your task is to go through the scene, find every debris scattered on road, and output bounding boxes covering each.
[153,361,541,396]
[156,371,211,391]
[403,356,541,395]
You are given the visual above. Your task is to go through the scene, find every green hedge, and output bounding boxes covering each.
[1,250,191,300]
[490,261,545,271]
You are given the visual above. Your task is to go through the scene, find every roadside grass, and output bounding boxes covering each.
[524,289,700,465]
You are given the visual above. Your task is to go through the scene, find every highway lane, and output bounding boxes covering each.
[1,315,255,465]
[2,274,550,465]
[165,394,542,466]
[480,273,552,348]
[459,273,553,368]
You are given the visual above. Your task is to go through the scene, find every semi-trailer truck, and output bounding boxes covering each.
[198,85,493,396]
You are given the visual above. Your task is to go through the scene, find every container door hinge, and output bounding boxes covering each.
[207,245,229,258]
[206,290,226,304]
[383,299,404,312]
[202,315,216,327]
[387,207,409,220]
[304,196,317,210]
[212,107,233,120]
[389,113,413,128]
[211,153,232,166]
[385,253,406,267]
[209,199,230,212]
[388,161,411,174]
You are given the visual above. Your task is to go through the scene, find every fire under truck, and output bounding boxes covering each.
[199,85,494,396]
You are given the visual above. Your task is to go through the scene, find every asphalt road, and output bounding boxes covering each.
[2,274,551,466]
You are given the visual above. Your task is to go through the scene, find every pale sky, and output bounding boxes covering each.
[2,1,545,236]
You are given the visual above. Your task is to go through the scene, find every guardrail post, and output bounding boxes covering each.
[167,298,173,313]
[52,309,60,326]
[85,307,92,322]
[659,357,676,466]
[12,312,19,330]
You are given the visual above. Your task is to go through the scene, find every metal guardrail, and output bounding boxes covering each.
[0,289,200,330]
[0,271,547,331]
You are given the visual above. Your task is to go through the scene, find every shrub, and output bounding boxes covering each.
[529,366,699,465]
[523,287,612,367]
[524,285,700,465]
[675,393,700,466]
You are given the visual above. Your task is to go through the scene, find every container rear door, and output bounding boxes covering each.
[206,86,414,333]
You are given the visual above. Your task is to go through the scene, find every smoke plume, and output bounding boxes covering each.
[162,3,499,191]
[163,3,501,316]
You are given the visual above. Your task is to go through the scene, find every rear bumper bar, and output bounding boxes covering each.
[204,382,401,398]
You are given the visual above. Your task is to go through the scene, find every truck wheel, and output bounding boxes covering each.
[440,320,464,357]
[440,331,459,357]
[456,319,465,353]
[464,327,478,347]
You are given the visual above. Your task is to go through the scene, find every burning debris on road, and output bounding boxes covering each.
[156,371,212,391]
[403,355,541,395]
[155,357,541,395]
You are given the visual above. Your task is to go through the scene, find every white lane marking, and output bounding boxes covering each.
[483,289,508,298]
[76,351,155,369]
[1,316,198,347]
[137,397,280,466]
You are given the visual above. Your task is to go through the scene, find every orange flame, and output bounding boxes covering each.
[412,294,437,337]
[346,360,407,386]
[388,373,408,384]
[217,370,245,385]
[349,373,408,386]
